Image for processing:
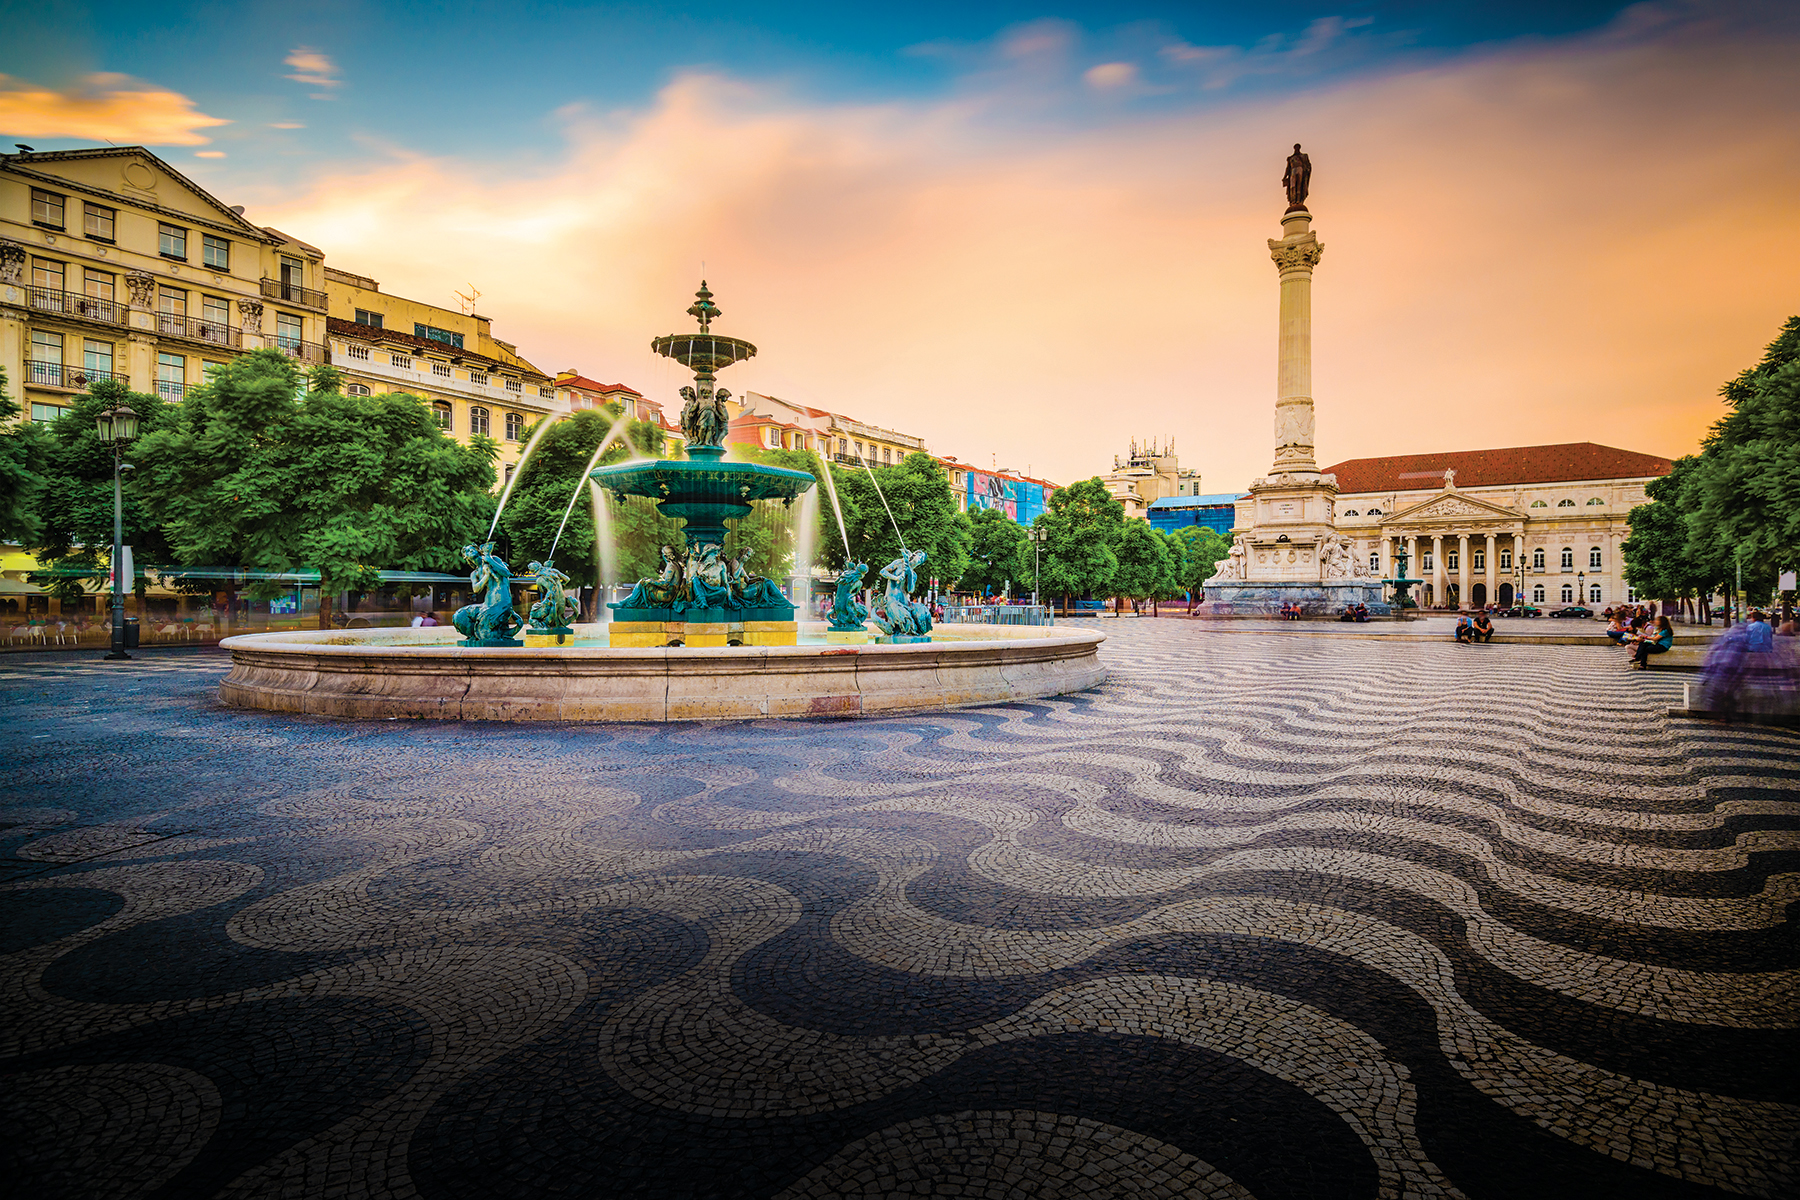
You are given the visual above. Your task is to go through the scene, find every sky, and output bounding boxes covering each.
[4,1,1798,490]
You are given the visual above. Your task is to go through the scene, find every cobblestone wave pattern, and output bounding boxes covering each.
[1,626,1796,1200]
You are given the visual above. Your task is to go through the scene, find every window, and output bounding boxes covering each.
[1561,584,1574,603]
[30,403,66,423]
[504,464,516,486]
[882,447,892,464]
[838,438,848,455]
[156,352,186,400]
[469,406,490,436]
[275,311,302,349]
[1343,509,1359,517]
[29,331,63,383]
[1422,553,1433,571]
[1472,551,1485,570]
[765,427,780,448]
[1586,497,1605,506]
[538,386,554,399]
[84,269,114,301]
[31,188,66,229]
[354,309,384,328]
[1446,552,1459,571]
[345,343,370,360]
[1560,547,1574,570]
[159,286,187,318]
[83,202,116,241]
[390,353,413,368]
[1557,498,1575,508]
[469,370,489,386]
[1589,585,1602,603]
[1532,548,1545,570]
[33,258,65,291]
[1499,550,1512,570]
[1366,507,1382,515]
[158,223,188,260]
[1530,500,1546,508]
[203,360,226,380]
[1532,585,1546,603]
[854,441,864,460]
[278,254,305,295]
[1369,552,1380,572]
[346,383,372,396]
[432,361,451,377]
[1589,547,1603,569]
[433,402,453,431]
[505,411,524,441]
[202,235,230,270]
[83,339,113,377]
[414,323,464,349]
[201,295,230,336]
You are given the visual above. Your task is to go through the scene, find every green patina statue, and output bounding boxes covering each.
[525,560,579,633]
[727,549,788,608]
[619,544,688,609]
[871,549,932,640]
[828,560,871,632]
[454,542,524,646]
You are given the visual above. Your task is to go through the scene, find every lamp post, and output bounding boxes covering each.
[95,402,139,660]
[1515,561,1526,614]
[1577,569,1586,611]
[1029,525,1047,609]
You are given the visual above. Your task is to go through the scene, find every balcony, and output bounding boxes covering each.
[156,312,242,349]
[274,338,326,364]
[155,379,188,401]
[260,277,328,310]
[833,453,867,466]
[25,286,128,326]
[26,360,129,390]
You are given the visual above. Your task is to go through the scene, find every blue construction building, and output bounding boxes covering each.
[1146,493,1244,537]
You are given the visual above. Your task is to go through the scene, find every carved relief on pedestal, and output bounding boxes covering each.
[237,299,264,330]
[0,238,24,283]
[124,271,156,306]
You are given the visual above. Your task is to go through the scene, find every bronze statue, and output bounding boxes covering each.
[1283,143,1311,212]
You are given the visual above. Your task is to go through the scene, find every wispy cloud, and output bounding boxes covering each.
[195,150,225,158]
[284,47,341,99]
[269,121,305,130]
[0,72,230,145]
[257,11,1800,488]
[1083,62,1138,91]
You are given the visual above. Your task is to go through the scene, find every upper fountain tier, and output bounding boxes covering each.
[651,280,756,376]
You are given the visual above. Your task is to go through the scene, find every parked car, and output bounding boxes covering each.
[1548,605,1595,619]
[1500,605,1541,617]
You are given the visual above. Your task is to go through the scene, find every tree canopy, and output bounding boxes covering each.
[833,452,972,591]
[962,506,1030,597]
[133,351,497,621]
[1035,477,1124,603]
[0,367,49,547]
[1112,517,1173,603]
[1172,525,1231,595]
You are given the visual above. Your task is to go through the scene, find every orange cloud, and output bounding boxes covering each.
[253,17,1800,492]
[0,72,230,145]
[284,47,341,98]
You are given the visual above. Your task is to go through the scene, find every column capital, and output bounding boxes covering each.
[1268,234,1323,274]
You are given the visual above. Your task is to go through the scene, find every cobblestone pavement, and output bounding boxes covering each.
[1,623,1795,1199]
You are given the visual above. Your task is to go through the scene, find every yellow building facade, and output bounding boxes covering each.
[1,146,328,421]
[322,267,559,478]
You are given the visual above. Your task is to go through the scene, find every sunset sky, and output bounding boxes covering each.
[5,1,1797,489]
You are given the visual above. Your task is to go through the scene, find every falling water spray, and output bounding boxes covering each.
[487,413,563,540]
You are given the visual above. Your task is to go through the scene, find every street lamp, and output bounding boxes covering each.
[1577,569,1586,611]
[95,402,139,660]
[1029,525,1048,610]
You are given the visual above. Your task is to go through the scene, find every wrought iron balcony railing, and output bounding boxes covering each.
[26,360,129,389]
[260,277,328,310]
[155,379,188,401]
[156,312,243,349]
[26,286,128,326]
[274,338,326,364]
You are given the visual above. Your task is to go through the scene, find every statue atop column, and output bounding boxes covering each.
[1283,143,1311,212]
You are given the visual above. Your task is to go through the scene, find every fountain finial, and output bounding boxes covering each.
[686,280,720,333]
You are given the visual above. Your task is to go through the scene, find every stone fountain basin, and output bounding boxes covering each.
[216,623,1106,722]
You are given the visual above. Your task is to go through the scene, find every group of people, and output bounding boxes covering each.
[1337,604,1370,623]
[1698,609,1799,718]
[1453,613,1496,643]
[1278,602,1304,620]
[1603,605,1674,667]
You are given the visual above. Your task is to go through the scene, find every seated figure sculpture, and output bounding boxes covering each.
[685,543,737,611]
[829,561,870,631]
[871,549,932,638]
[525,560,579,631]
[727,550,788,609]
[619,544,688,611]
[453,541,524,645]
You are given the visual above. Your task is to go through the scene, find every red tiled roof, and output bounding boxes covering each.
[556,374,642,396]
[327,318,541,376]
[1322,443,1673,495]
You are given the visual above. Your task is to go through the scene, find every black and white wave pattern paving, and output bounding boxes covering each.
[0,625,1795,1200]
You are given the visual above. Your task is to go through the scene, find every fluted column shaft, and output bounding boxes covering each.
[1269,210,1323,476]
[1485,534,1497,605]
[1432,535,1444,607]
[1457,534,1470,610]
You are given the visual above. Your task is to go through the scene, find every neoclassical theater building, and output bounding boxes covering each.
[1322,442,1673,610]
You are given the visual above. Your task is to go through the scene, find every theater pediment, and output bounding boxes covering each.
[1387,491,1517,527]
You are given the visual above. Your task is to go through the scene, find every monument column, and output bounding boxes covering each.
[1431,535,1444,607]
[1457,534,1470,610]
[1485,534,1497,605]
[1269,218,1323,476]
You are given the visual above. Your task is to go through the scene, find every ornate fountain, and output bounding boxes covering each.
[593,283,818,647]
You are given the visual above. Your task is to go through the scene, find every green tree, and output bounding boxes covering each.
[962,507,1029,598]
[1112,518,1171,610]
[723,445,836,586]
[133,350,498,627]
[500,406,675,595]
[1687,316,1800,589]
[28,377,176,605]
[1036,477,1124,607]
[835,452,971,592]
[1624,456,1728,616]
[0,367,50,546]
[1173,525,1230,596]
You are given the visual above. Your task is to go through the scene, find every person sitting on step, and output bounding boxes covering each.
[1471,613,1494,642]
[1631,615,1674,668]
